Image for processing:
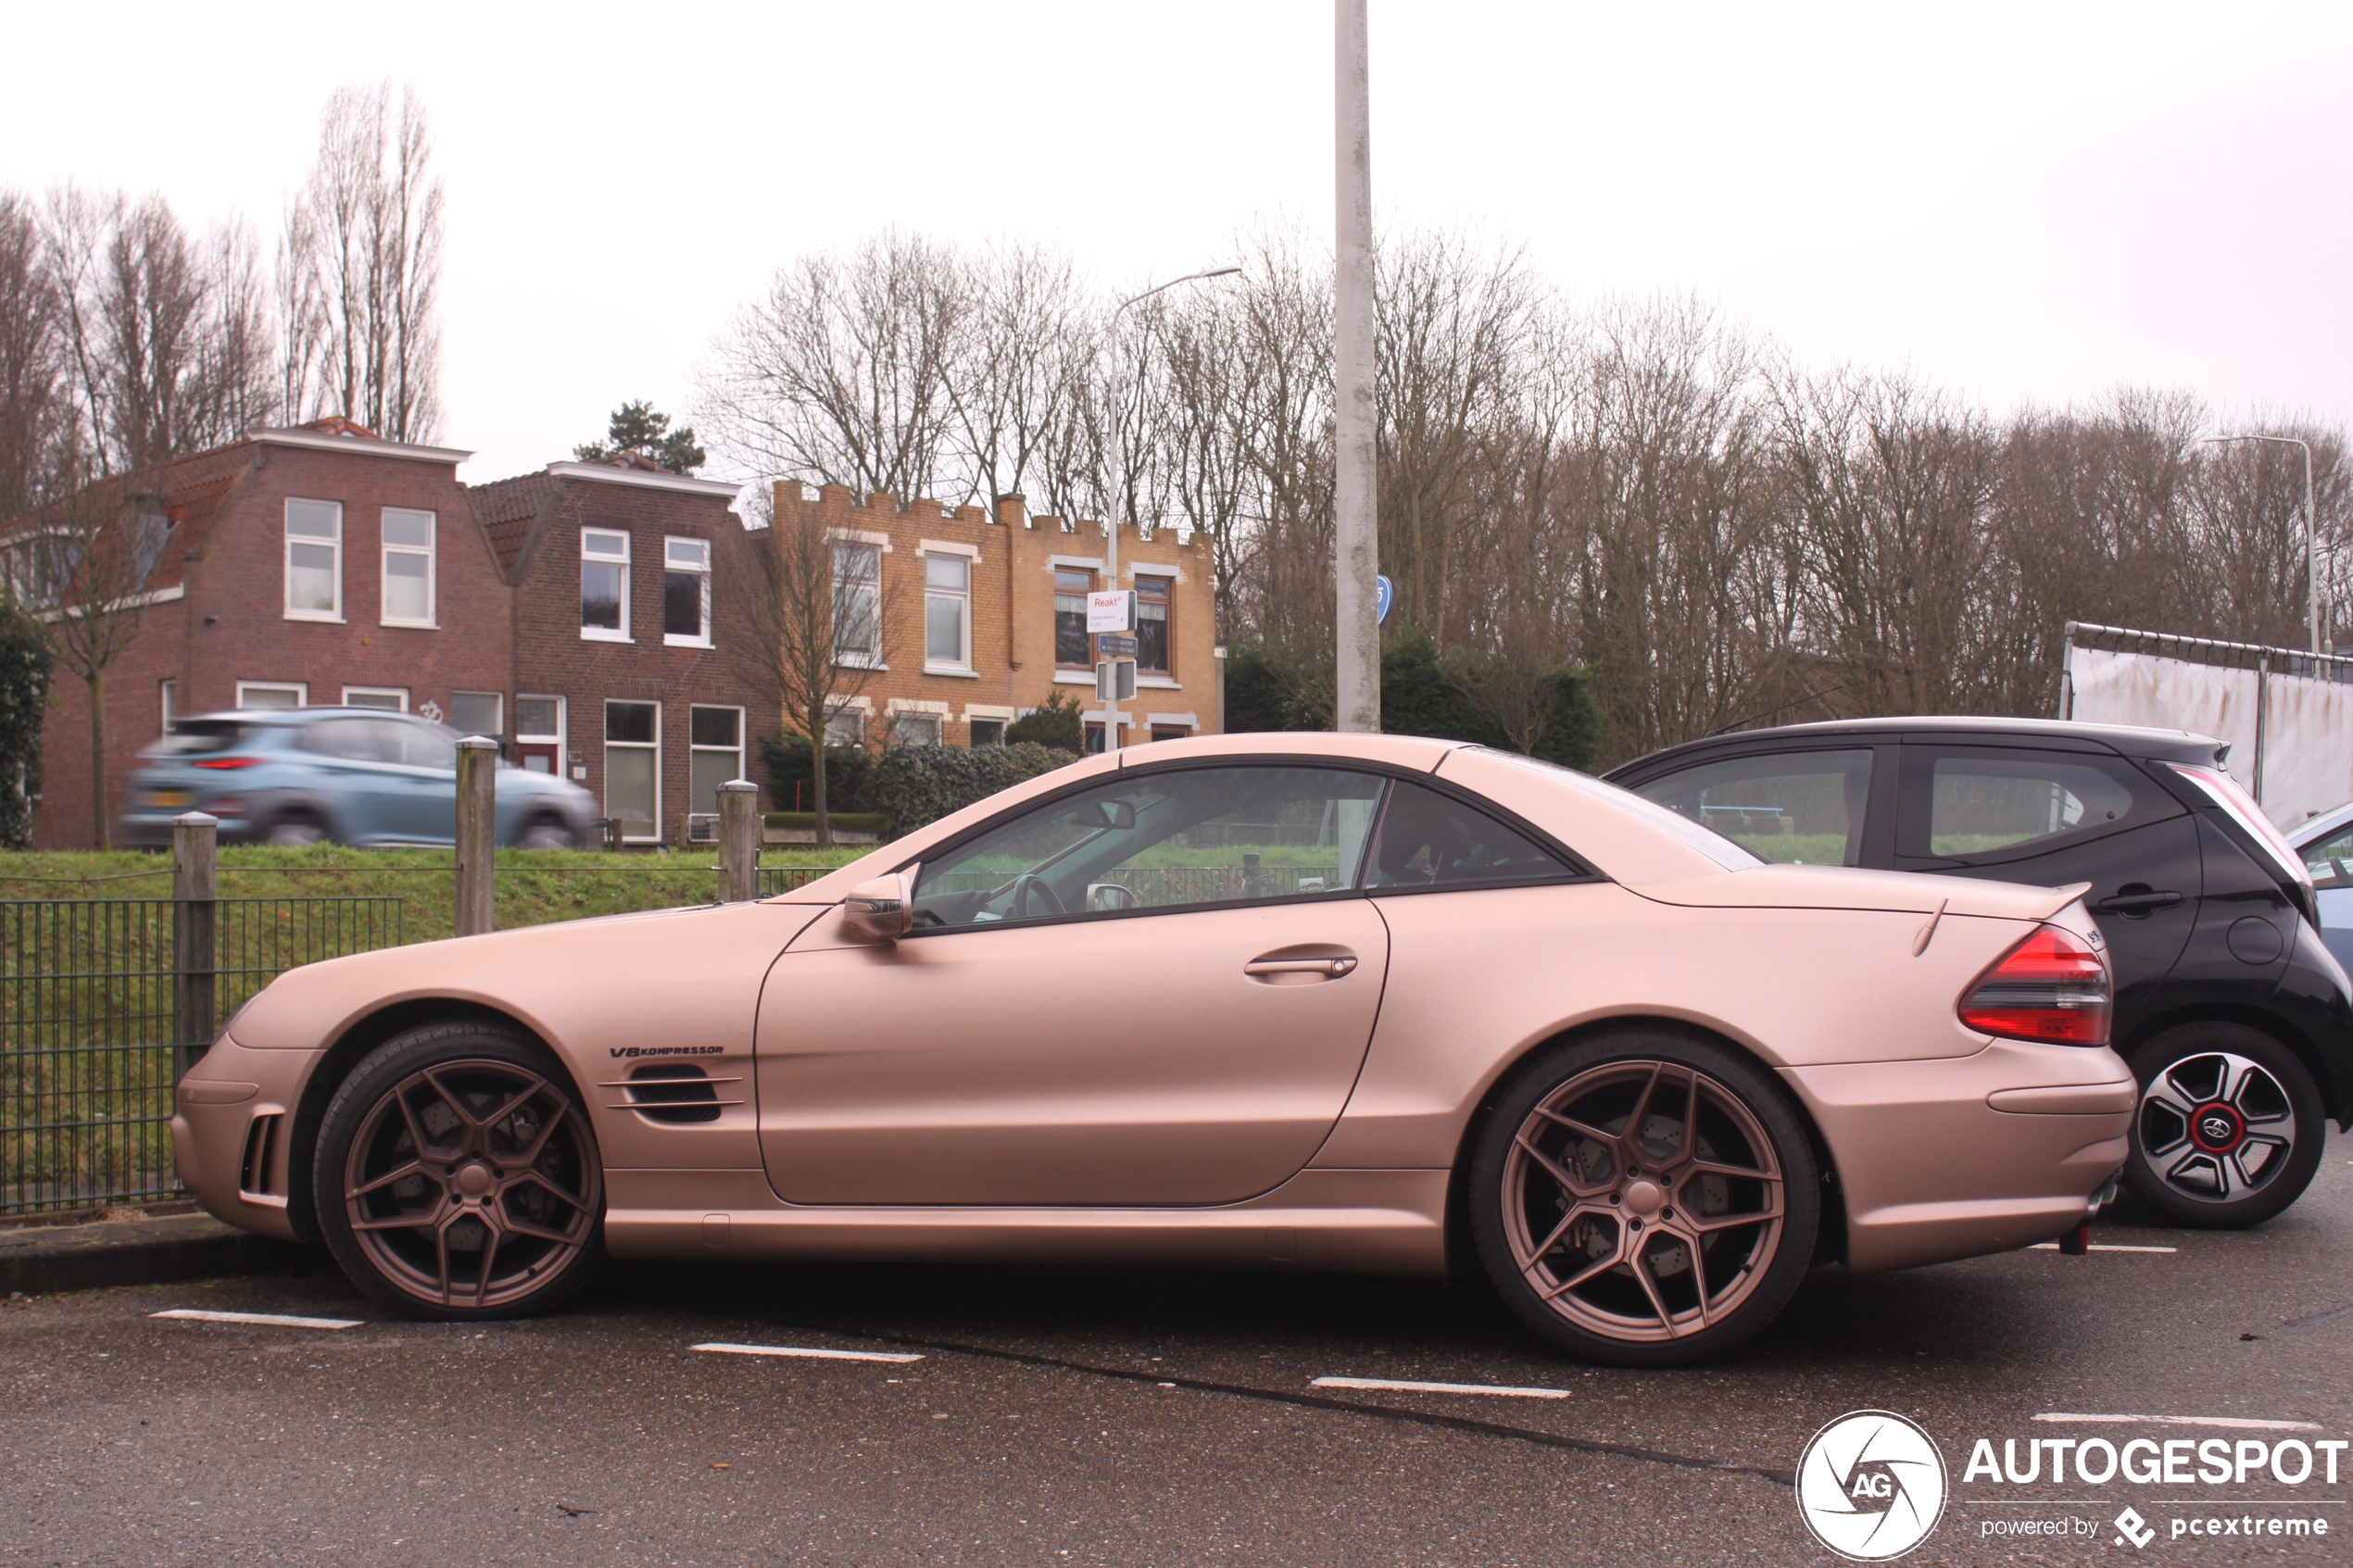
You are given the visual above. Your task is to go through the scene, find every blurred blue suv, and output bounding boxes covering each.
[120,708,601,848]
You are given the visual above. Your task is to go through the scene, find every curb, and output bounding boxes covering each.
[0,1213,318,1298]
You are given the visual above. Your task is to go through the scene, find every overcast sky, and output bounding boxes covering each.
[3,1,2346,484]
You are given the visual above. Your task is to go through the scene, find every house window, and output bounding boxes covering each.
[833,541,881,663]
[968,718,1006,746]
[664,537,711,646]
[604,700,660,841]
[891,710,942,747]
[516,696,564,776]
[1054,568,1093,668]
[284,499,341,621]
[341,686,408,711]
[1136,575,1173,674]
[237,681,307,709]
[450,691,503,737]
[824,706,865,748]
[582,529,630,639]
[924,553,970,669]
[381,508,435,627]
[689,705,744,817]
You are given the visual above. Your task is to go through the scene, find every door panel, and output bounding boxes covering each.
[755,898,1390,1206]
[1895,746,2198,1031]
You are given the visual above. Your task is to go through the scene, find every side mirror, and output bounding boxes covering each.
[1091,799,1137,830]
[842,867,917,943]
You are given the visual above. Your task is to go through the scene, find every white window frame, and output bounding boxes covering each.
[236,681,308,709]
[688,703,747,816]
[603,698,662,843]
[341,685,409,712]
[922,549,973,673]
[662,537,713,648]
[158,680,176,732]
[581,528,632,642]
[831,540,884,667]
[515,695,565,744]
[823,703,866,748]
[380,508,437,628]
[449,691,504,737]
[283,499,343,622]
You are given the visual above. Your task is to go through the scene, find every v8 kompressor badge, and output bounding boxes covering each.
[1796,1411,1949,1561]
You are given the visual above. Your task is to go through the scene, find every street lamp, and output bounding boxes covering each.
[1098,264,1241,752]
[2195,433,2322,655]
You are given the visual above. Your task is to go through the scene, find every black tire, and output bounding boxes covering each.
[314,1022,605,1321]
[1469,1028,1818,1367]
[2122,1022,2324,1230]
[515,818,577,850]
[265,815,329,847]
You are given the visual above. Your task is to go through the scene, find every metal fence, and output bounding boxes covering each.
[758,865,833,898]
[0,896,400,1219]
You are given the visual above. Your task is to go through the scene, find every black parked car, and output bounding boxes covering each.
[1606,717,2352,1229]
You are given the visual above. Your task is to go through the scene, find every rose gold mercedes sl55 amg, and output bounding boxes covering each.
[174,733,2133,1365]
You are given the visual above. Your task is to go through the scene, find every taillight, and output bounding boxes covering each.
[193,756,259,770]
[1958,923,2111,1047]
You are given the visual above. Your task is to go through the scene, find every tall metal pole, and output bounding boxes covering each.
[1333,0,1380,732]
[2198,433,2321,655]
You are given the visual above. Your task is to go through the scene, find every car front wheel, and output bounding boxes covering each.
[315,1022,605,1320]
[1469,1029,1818,1367]
[2122,1022,2324,1229]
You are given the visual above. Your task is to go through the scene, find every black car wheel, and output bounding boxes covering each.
[315,1022,605,1320]
[2122,1022,2324,1229]
[515,819,576,850]
[1469,1028,1818,1367]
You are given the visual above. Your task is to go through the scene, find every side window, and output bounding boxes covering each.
[300,718,385,762]
[1899,747,2167,864]
[911,766,1386,929]
[389,721,457,771]
[1630,748,1874,867]
[2302,825,2353,889]
[1362,781,1576,889]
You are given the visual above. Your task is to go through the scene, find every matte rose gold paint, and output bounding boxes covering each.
[171,734,2130,1289]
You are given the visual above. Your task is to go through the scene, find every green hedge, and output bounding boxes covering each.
[870,743,1083,836]
[761,810,889,836]
[758,734,876,813]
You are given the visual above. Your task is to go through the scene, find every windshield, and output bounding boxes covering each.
[1466,748,1764,872]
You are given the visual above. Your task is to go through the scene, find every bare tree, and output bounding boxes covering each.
[0,192,64,522]
[16,453,169,847]
[282,82,444,440]
[703,232,971,503]
[727,485,901,846]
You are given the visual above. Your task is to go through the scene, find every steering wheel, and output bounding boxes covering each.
[1008,872,1066,920]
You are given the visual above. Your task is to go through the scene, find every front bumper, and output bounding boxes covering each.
[1785,1038,2133,1273]
[170,1034,325,1244]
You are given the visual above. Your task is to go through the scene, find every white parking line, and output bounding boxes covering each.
[150,1309,360,1330]
[2027,1242,2178,1253]
[2033,1412,2322,1433]
[1311,1376,1572,1399]
[691,1342,924,1364]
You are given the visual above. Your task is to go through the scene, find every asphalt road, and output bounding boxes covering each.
[6,1135,2351,1568]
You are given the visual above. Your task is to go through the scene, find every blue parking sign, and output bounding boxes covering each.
[1376,574,1394,625]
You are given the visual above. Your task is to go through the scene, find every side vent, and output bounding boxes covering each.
[620,1063,725,1124]
[238,1113,288,1206]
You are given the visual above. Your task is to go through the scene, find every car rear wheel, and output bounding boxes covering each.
[314,1022,605,1320]
[1469,1029,1818,1367]
[2122,1022,2323,1229]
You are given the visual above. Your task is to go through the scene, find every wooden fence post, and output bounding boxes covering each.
[456,736,498,936]
[172,811,218,1079]
[719,780,760,902]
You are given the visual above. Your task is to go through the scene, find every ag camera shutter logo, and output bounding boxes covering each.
[1796,1411,1949,1561]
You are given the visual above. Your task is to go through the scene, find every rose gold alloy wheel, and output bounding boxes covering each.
[341,1059,602,1311]
[1503,1060,1785,1344]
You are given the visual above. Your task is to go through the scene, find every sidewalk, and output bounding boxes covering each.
[0,1211,312,1298]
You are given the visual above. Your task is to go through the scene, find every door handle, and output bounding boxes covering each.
[1244,956,1358,978]
[2094,889,2183,915]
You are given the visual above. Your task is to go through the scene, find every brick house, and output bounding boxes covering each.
[774,483,1220,757]
[469,455,766,845]
[10,420,513,847]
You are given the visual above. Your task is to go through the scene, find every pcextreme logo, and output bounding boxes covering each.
[1795,1411,1949,1561]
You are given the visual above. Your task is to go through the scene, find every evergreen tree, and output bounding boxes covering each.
[575,400,706,474]
[0,592,53,848]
